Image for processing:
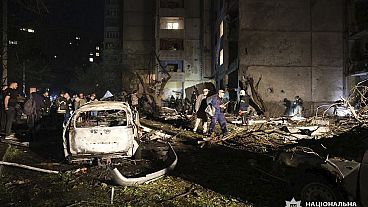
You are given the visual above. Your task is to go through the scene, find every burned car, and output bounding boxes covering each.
[62,101,177,186]
[276,147,368,206]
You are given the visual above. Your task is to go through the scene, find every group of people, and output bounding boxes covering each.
[0,81,101,141]
[0,81,52,140]
[54,91,98,126]
[192,88,305,138]
[192,88,245,138]
[192,88,255,138]
[283,96,304,117]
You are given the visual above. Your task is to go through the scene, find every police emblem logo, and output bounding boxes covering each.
[285,198,302,207]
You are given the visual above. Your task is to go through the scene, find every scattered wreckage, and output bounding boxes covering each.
[62,101,177,186]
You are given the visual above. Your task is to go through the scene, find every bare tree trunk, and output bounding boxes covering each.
[243,76,266,113]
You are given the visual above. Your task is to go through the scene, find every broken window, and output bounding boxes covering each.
[160,60,183,72]
[75,109,128,128]
[160,17,184,30]
[160,38,184,50]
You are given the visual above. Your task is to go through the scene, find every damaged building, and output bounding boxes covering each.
[103,0,367,116]
[103,0,212,100]
[214,0,347,116]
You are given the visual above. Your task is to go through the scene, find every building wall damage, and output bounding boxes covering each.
[237,0,345,116]
[104,0,350,116]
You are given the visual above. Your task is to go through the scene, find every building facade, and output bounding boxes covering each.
[155,0,213,100]
[103,0,212,99]
[213,0,347,116]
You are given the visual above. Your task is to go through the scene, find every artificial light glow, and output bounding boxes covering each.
[69,42,72,45]
[96,52,100,57]
[167,22,179,29]
[219,21,224,37]
[20,28,35,33]
[75,36,81,40]
[96,46,100,50]
[8,40,18,45]
[219,49,224,65]
[54,55,57,58]
[89,53,93,56]
[89,57,94,62]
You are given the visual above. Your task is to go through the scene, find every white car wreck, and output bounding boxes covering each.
[62,101,177,186]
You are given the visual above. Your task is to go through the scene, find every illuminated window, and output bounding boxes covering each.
[96,46,100,50]
[89,57,94,63]
[219,49,224,65]
[96,52,100,57]
[220,21,224,38]
[8,40,18,45]
[160,17,184,29]
[167,22,179,29]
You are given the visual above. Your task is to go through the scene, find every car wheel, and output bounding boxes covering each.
[297,174,343,202]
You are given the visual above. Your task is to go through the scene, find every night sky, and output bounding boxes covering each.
[5,0,104,91]
[41,0,104,88]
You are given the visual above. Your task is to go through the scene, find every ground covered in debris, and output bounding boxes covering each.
[0,114,367,206]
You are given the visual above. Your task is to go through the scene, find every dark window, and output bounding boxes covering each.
[105,42,113,49]
[167,64,179,72]
[160,39,184,50]
[160,0,184,8]
[105,31,120,39]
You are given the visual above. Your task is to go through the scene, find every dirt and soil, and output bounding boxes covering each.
[0,115,366,207]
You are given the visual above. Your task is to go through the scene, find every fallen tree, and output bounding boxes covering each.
[135,52,171,116]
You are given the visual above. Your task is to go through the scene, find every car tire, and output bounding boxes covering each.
[295,173,344,202]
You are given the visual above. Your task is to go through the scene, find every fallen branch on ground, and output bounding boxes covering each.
[0,161,59,174]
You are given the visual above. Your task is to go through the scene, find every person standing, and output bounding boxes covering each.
[207,89,228,137]
[130,90,139,110]
[25,88,47,141]
[88,93,98,103]
[63,93,73,126]
[74,92,87,110]
[292,96,303,116]
[3,82,19,139]
[193,88,209,134]
[190,89,197,114]
[0,85,8,132]
[238,90,250,125]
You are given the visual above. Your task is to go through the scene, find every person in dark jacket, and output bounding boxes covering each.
[207,89,228,137]
[3,82,19,139]
[193,88,209,134]
[238,90,250,125]
[26,88,47,141]
[63,93,74,126]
